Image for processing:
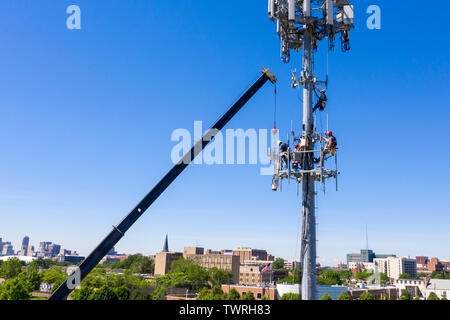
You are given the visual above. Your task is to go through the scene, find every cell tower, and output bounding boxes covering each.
[268,0,354,300]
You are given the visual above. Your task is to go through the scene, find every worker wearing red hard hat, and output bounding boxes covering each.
[318,131,338,167]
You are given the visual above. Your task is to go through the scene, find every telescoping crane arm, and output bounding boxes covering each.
[49,68,277,300]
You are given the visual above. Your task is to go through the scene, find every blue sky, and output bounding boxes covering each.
[0,1,449,266]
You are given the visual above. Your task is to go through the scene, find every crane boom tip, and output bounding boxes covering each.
[262,68,277,84]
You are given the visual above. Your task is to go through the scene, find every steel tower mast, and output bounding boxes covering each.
[268,0,354,300]
[300,26,316,300]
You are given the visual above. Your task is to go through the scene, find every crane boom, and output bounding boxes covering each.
[49,68,277,300]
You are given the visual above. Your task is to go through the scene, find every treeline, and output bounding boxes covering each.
[71,256,234,300]
[0,257,69,300]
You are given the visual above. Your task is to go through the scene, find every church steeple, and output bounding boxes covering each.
[162,234,169,252]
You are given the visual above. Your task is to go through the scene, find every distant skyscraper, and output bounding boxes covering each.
[21,236,30,254]
[48,244,61,255]
[163,234,169,252]
[1,242,14,255]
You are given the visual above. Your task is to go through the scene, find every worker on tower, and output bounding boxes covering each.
[292,144,301,170]
[278,140,289,169]
[312,84,327,113]
[318,131,337,167]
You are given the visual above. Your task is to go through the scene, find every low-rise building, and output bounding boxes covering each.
[394,279,426,298]
[232,248,268,264]
[346,249,396,265]
[426,279,450,300]
[185,251,240,284]
[276,284,348,300]
[154,251,183,276]
[222,284,276,300]
[57,255,85,264]
[374,256,417,280]
[283,261,300,270]
[348,261,375,273]
[100,254,130,264]
[348,286,398,300]
[416,256,429,271]
[183,247,204,256]
[239,265,262,286]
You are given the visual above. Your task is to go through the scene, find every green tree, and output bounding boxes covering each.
[169,257,209,292]
[22,270,41,291]
[122,254,154,274]
[197,287,213,300]
[400,291,412,300]
[413,296,421,300]
[115,286,130,300]
[417,272,427,278]
[317,269,342,285]
[427,292,439,300]
[320,292,333,300]
[339,270,353,283]
[33,258,54,269]
[51,279,64,294]
[379,273,390,283]
[105,273,148,290]
[81,267,106,288]
[381,294,391,300]
[431,271,444,279]
[0,278,31,300]
[91,286,119,300]
[240,292,255,300]
[337,291,352,300]
[151,285,167,300]
[279,293,301,300]
[278,269,301,284]
[40,267,65,284]
[399,273,412,280]
[359,292,374,300]
[130,288,153,300]
[272,258,285,270]
[0,258,23,279]
[71,287,95,300]
[197,286,226,300]
[208,268,233,287]
[228,288,240,300]
[211,285,225,299]
[355,270,372,281]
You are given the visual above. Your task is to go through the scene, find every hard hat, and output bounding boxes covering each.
[321,89,326,93]
[295,144,299,148]
[327,131,333,136]
[278,140,282,145]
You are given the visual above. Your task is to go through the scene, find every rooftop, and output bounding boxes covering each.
[427,279,450,290]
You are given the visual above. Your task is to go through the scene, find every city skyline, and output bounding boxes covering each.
[1,1,449,268]
[1,232,449,268]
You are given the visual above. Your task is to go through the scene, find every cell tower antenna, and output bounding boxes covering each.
[268,0,354,300]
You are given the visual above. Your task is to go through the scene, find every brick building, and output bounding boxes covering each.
[222,284,277,300]
[154,251,183,276]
